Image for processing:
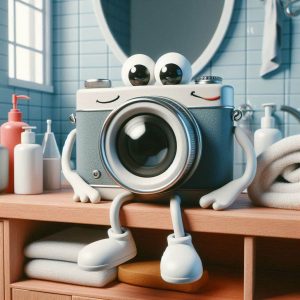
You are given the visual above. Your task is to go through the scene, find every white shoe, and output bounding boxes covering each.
[78,228,137,271]
[160,233,203,284]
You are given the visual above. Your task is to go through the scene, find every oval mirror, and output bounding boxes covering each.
[93,0,235,78]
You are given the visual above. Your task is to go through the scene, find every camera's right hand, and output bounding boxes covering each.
[69,172,101,203]
[62,128,101,204]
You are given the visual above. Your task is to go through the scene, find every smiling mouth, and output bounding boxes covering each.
[96,95,120,104]
[191,91,220,101]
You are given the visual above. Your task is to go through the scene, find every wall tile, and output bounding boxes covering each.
[80,68,107,81]
[79,13,99,28]
[53,14,78,29]
[80,27,103,41]
[53,42,79,55]
[80,40,107,54]
[80,53,107,67]
[54,1,79,16]
[247,79,285,95]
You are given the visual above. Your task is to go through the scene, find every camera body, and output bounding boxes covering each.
[76,78,234,200]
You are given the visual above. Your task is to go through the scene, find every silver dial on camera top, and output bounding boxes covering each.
[195,76,223,84]
[84,79,111,89]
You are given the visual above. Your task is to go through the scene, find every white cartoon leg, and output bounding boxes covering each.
[62,129,101,203]
[78,191,137,271]
[200,126,257,210]
[160,194,203,284]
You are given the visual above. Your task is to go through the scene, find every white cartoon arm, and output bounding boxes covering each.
[62,129,101,203]
[200,126,257,210]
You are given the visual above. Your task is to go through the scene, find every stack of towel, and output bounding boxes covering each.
[248,135,300,210]
[24,226,117,287]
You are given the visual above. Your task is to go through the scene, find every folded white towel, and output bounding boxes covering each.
[260,0,283,77]
[25,259,117,287]
[25,226,107,262]
[248,135,300,209]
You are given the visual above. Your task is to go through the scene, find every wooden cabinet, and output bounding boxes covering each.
[0,190,300,299]
[12,289,71,300]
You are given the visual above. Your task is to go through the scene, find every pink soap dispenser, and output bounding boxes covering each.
[0,94,30,193]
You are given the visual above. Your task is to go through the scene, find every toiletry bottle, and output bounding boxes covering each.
[0,144,9,192]
[42,119,61,190]
[0,94,30,193]
[14,126,43,194]
[254,103,282,156]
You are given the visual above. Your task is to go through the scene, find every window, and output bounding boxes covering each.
[8,0,53,92]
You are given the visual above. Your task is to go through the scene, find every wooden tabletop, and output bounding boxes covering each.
[0,189,299,239]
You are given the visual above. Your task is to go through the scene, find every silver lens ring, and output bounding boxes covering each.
[100,97,202,194]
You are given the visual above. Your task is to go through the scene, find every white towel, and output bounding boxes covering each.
[25,226,107,262]
[25,259,117,287]
[260,0,283,77]
[248,135,300,209]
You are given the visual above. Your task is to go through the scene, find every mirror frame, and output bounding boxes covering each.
[93,0,235,78]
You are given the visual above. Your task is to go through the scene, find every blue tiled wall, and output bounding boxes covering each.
[1,0,300,178]
[0,1,53,137]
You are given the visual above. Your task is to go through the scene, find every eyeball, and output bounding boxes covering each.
[155,52,192,85]
[122,54,155,86]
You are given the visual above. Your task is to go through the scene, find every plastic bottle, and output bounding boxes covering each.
[0,144,9,192]
[14,126,43,194]
[254,103,282,156]
[42,120,61,190]
[0,94,30,193]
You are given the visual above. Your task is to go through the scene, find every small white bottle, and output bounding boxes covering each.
[42,120,61,190]
[254,103,282,156]
[14,126,43,194]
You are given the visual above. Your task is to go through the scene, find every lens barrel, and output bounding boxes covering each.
[100,97,202,194]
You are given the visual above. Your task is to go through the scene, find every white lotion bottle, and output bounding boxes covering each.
[14,126,43,194]
[254,103,282,156]
[42,120,61,190]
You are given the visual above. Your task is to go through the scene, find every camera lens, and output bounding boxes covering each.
[128,64,151,86]
[159,63,183,85]
[117,114,176,177]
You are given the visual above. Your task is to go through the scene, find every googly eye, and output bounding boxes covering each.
[155,53,192,85]
[122,54,155,86]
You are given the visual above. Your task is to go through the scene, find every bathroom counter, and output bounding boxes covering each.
[0,189,299,239]
[1,189,300,299]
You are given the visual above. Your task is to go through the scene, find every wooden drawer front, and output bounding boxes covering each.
[12,288,71,300]
[0,222,3,300]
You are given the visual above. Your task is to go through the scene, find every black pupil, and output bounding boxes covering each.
[129,64,150,86]
[160,63,182,85]
[117,114,176,177]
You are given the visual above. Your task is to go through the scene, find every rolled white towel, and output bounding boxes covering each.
[25,259,117,287]
[248,135,300,209]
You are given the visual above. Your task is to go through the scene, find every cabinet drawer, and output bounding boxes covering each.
[12,288,71,300]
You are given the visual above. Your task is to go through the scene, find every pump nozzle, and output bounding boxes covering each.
[46,119,52,133]
[261,103,276,129]
[22,126,37,132]
[21,126,37,144]
[12,94,30,109]
[9,94,30,122]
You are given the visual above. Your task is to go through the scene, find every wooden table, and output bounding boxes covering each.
[0,189,299,300]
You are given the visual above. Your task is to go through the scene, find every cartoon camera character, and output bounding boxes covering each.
[62,53,256,284]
